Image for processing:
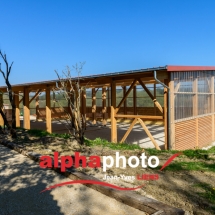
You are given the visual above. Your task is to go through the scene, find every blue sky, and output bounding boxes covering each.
[0,0,215,86]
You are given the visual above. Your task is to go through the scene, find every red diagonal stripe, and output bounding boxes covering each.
[40,180,144,193]
[160,152,182,171]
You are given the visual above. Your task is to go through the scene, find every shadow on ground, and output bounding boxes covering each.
[0,145,146,215]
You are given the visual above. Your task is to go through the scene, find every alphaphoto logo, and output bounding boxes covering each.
[39,151,182,192]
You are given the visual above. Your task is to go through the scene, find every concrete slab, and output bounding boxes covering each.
[20,119,165,149]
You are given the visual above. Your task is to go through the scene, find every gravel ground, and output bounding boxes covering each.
[0,145,146,215]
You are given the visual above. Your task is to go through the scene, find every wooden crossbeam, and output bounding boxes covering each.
[115,79,137,114]
[174,82,181,93]
[115,115,163,120]
[29,90,41,104]
[20,89,41,104]
[137,118,161,150]
[138,78,163,114]
[19,98,23,104]
[120,118,137,143]
[174,82,181,99]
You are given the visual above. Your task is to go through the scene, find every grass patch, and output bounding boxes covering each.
[183,149,211,160]
[145,148,178,155]
[27,129,70,139]
[194,183,215,204]
[160,161,215,172]
[85,138,141,150]
[145,147,215,160]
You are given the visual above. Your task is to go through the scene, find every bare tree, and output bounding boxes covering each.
[0,50,17,132]
[54,63,86,145]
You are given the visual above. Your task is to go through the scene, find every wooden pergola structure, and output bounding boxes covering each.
[1,65,215,150]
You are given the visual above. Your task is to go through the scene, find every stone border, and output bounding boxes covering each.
[0,140,185,215]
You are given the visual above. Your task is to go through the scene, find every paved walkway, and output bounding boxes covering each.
[0,145,146,215]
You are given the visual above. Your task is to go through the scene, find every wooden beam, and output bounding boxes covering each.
[0,88,7,93]
[123,86,127,116]
[115,79,136,114]
[107,87,110,108]
[19,97,23,104]
[14,91,20,127]
[92,88,96,124]
[164,80,168,150]
[115,114,163,120]
[36,93,39,121]
[29,84,55,91]
[114,73,154,81]
[169,73,175,149]
[111,80,117,143]
[154,84,157,115]
[211,76,214,141]
[138,78,163,114]
[102,87,107,125]
[29,90,41,104]
[46,86,52,133]
[120,118,137,143]
[174,82,181,93]
[133,86,137,114]
[174,82,180,100]
[23,87,30,129]
[137,118,161,150]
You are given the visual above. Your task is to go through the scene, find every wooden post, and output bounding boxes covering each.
[164,80,168,150]
[36,93,39,121]
[107,87,110,117]
[169,73,175,149]
[211,76,214,140]
[102,87,107,125]
[53,91,55,108]
[111,80,117,142]
[107,87,110,107]
[23,87,30,129]
[0,114,3,126]
[123,86,127,116]
[14,91,20,127]
[46,86,52,133]
[92,88,96,124]
[193,76,198,147]
[133,85,137,114]
[154,84,157,115]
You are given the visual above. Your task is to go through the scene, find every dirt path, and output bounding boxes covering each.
[0,145,146,215]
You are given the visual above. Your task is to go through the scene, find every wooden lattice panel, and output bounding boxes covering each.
[175,119,196,150]
[198,115,212,148]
